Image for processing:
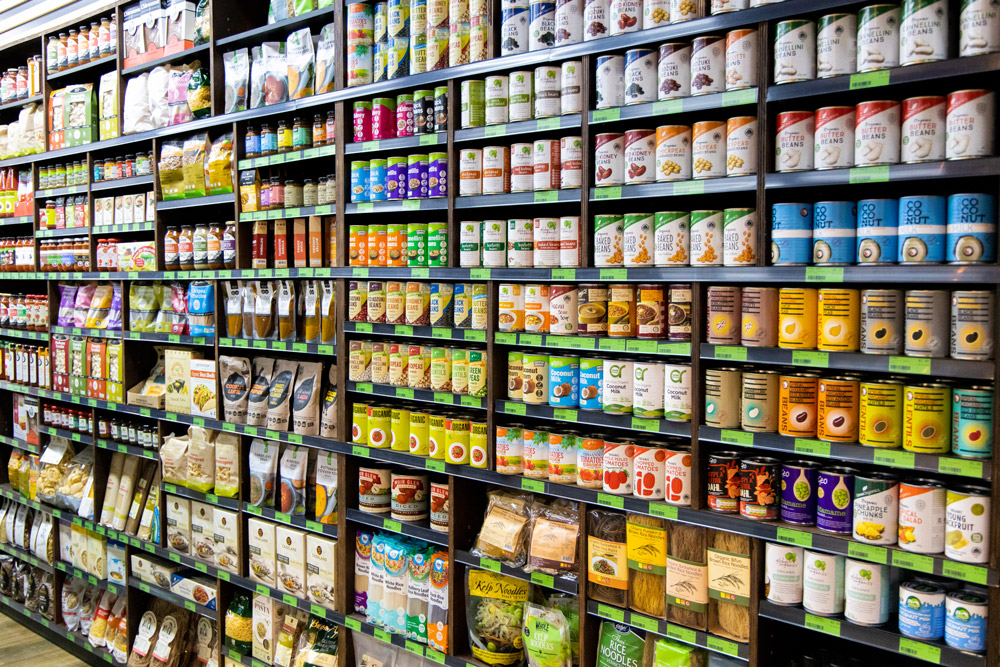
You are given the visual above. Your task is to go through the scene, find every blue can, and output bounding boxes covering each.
[369,158,388,201]
[350,160,371,203]
[813,201,857,265]
[578,358,602,411]
[947,193,997,264]
[897,195,946,263]
[771,203,813,265]
[528,1,555,50]
[500,7,529,55]
[548,356,579,406]
[899,582,945,640]
[945,589,988,652]
[856,199,898,263]
[407,154,428,199]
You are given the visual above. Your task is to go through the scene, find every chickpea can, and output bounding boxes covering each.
[726,116,757,176]
[692,120,726,178]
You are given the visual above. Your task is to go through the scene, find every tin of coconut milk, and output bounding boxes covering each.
[947,193,997,263]
[899,581,945,640]
[664,363,692,421]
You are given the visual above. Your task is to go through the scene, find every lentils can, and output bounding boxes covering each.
[902,95,946,163]
[690,209,723,266]
[815,106,856,169]
[690,35,725,95]
[947,89,995,159]
[781,460,821,525]
[960,0,1000,55]
[898,479,946,554]
[817,466,857,534]
[858,4,901,71]
[624,129,656,184]
[655,125,692,181]
[774,20,816,83]
[776,111,815,172]
[726,116,757,176]
[803,551,846,616]
[900,0,948,65]
[817,13,857,77]
[860,380,904,448]
[594,133,625,186]
[654,211,690,265]
[657,43,690,99]
[945,484,990,563]
[952,387,993,457]
[855,100,901,166]
[765,542,804,605]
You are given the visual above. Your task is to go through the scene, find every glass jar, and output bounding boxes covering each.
[270,177,284,208]
[260,179,271,210]
[326,111,336,142]
[54,164,66,187]
[90,22,100,61]
[136,151,151,175]
[115,156,124,179]
[303,179,318,207]
[260,123,275,155]
[16,67,28,100]
[164,227,180,270]
[67,30,78,67]
[327,175,337,203]
[99,18,112,56]
[245,126,260,157]
[285,180,303,207]
[313,114,326,146]
[292,117,311,149]
[276,120,292,152]
[317,177,327,205]
[223,221,237,269]
[46,36,59,75]
[124,154,135,178]
[193,223,209,270]
[57,33,68,71]
[93,159,104,182]
[178,225,194,270]
[77,26,90,65]
[207,223,223,269]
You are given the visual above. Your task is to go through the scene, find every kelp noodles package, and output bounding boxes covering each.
[467,570,529,666]
[223,49,249,114]
[158,139,185,200]
[315,24,336,94]
[523,604,572,667]
[286,28,315,100]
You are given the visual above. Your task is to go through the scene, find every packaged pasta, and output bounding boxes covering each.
[466,570,528,665]
[56,447,94,514]
[707,530,750,643]
[471,490,532,567]
[526,501,579,576]
[626,513,667,619]
[523,604,572,667]
[666,524,708,631]
[587,509,628,608]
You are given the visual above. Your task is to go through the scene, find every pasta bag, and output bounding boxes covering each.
[666,524,708,631]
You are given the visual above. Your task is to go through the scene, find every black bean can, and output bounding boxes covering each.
[433,86,448,133]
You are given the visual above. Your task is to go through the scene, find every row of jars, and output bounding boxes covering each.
[0,59,42,105]
[45,18,116,74]
[40,162,89,189]
[93,153,153,182]
[0,238,36,272]
[245,114,337,157]
[252,175,334,210]
[42,403,92,434]
[97,416,161,450]
[39,238,89,271]
[348,339,488,396]
[0,294,48,331]
[348,281,487,329]
[163,223,237,272]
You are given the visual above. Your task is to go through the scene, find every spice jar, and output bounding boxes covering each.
[16,67,27,100]
[193,223,209,269]
[303,179,318,206]
[277,120,292,152]
[285,180,303,207]
[260,123,275,155]
[270,177,284,208]
[245,126,260,157]
[292,117,311,149]
[57,33,68,70]
[207,223,224,269]
[313,114,326,146]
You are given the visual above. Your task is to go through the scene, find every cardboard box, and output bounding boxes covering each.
[69,336,87,377]
[165,494,191,555]
[86,530,106,578]
[69,375,87,396]
[98,71,118,141]
[170,573,218,609]
[252,594,288,663]
[127,379,163,409]
[123,0,165,67]
[48,89,65,151]
[213,508,240,573]
[248,517,276,587]
[107,381,124,404]
[53,373,70,394]
[86,378,107,400]
[309,217,323,266]
[190,501,215,564]
[50,336,69,374]
[275,525,306,598]
[107,341,124,382]
[274,220,288,268]
[114,196,124,225]
[134,193,146,223]
[70,523,87,570]
[164,348,193,414]
[306,534,337,610]
[88,340,107,378]
[189,358,217,418]
[293,219,307,267]
[107,541,127,585]
[163,0,196,54]
[123,194,134,225]
[13,395,39,444]
[146,191,156,221]
[62,84,96,147]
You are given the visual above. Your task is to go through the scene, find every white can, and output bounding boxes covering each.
[602,441,634,494]
[765,542,804,605]
[560,61,583,114]
[624,48,658,105]
[533,139,561,190]
[560,135,583,188]
[633,362,665,418]
[690,35,725,96]
[901,96,946,163]
[500,7,529,56]
[603,359,634,413]
[898,479,946,555]
[633,445,666,498]
[712,0,747,10]
[853,473,899,546]
[947,89,996,160]
[858,4,902,72]
[723,207,757,266]
[594,214,624,267]
[663,447,690,504]
[507,219,534,267]
[609,0,641,35]
[533,217,560,267]
[663,363,692,420]
[726,115,757,177]
[643,0,669,28]
[901,0,948,65]
[482,146,511,194]
[692,120,726,179]
[845,559,891,626]
[623,213,654,266]
[960,0,1000,56]
[511,143,534,192]
[814,106,856,169]
[583,0,609,42]
[559,215,582,267]
[774,19,816,84]
[595,55,625,109]
[817,13,858,78]
[485,75,509,125]
[624,129,656,185]
[855,100,901,166]
[534,66,562,118]
[690,209,723,266]
[509,71,534,122]
[945,484,990,563]
[595,133,625,186]
[654,211,690,266]
[657,42,691,100]
[482,220,507,267]
[725,29,758,90]
[803,550,846,617]
[776,110,815,172]
[460,220,482,266]
[459,148,483,196]
[655,125,692,181]
[529,0,555,51]
[669,0,700,22]
[555,0,583,45]
[549,285,577,333]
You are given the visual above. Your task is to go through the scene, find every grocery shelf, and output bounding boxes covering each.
[243,503,339,538]
[53,561,124,596]
[759,602,984,667]
[95,438,158,460]
[698,426,992,481]
[36,227,91,238]
[345,132,446,154]
[0,327,49,341]
[89,174,155,191]
[455,189,581,209]
[46,54,116,81]
[39,424,93,445]
[125,331,213,345]
[347,380,487,409]
[238,144,336,169]
[49,325,120,338]
[239,204,334,221]
[0,433,40,454]
[588,88,757,126]
[0,594,109,667]
[220,646,253,667]
[589,175,757,201]
[162,482,241,510]
[496,331,691,356]
[0,94,43,113]
[766,158,1000,190]
[121,44,211,76]
[345,321,488,343]
[344,198,448,214]
[218,337,336,355]
[91,222,156,234]
[346,508,449,546]
[496,400,691,437]
[454,549,579,595]
[216,6,337,47]
[157,193,235,210]
[37,184,87,198]
[128,576,216,618]
[454,114,582,142]
[0,540,54,573]
[0,215,34,226]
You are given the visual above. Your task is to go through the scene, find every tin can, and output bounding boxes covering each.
[624,130,655,185]
[484,75,508,125]
[460,80,485,128]
[947,193,997,263]
[860,289,904,355]
[712,0,747,11]
[510,143,534,192]
[817,466,857,533]
[723,207,757,266]
[359,466,393,512]
[900,0,948,65]
[781,460,821,525]
[507,72,533,122]
[960,0,1000,56]
[528,0,555,50]
[774,20,816,83]
[858,4,901,71]
[507,351,523,400]
[548,356,579,406]
[620,212,655,266]
[559,215,582,267]
[803,550,846,616]
[653,211,690,266]
[951,291,994,360]
[533,218,560,267]
[522,352,548,405]
[408,411,429,455]
[662,446,690,505]
[496,425,523,474]
[668,283,692,341]
[812,200,857,264]
[522,427,549,478]
[815,106,856,170]
[452,349,468,394]
[507,218,534,267]
[387,156,408,200]
[459,148,483,196]
[391,408,411,451]
[578,284,609,334]
[902,96,946,163]
[945,588,988,651]
[579,357,603,410]
[534,66,561,117]
[707,450,741,512]
[524,283,551,333]
[724,29,757,90]
[595,55,624,109]
[396,92,414,134]
[776,111,815,172]
[857,198,899,263]
[904,383,952,454]
[690,209,723,266]
[742,457,787,523]
[548,431,578,483]
[460,221,482,267]
[740,287,778,347]
[603,440,635,494]
[859,380,903,448]
[771,203,813,264]
[952,387,993,458]
[633,446,666,499]
[657,43,690,99]
[429,481,449,531]
[947,89,995,159]
[852,471,899,545]
[624,49,657,105]
[347,43,374,86]
[578,436,604,487]
[778,287,818,349]
[559,136,583,189]
[817,288,860,351]
[817,13,857,78]
[690,35,724,95]
[498,283,525,332]
[945,484,990,563]
[705,367,741,429]
[594,214,624,267]
[555,0,582,45]
[353,403,370,443]
[583,0,609,40]
[741,370,779,433]
[855,100,901,166]
[765,542,803,604]
[391,472,429,521]
[500,7,529,54]
[692,120,726,178]
[817,376,859,443]
[898,195,946,262]
[707,286,742,345]
[549,284,578,335]
[608,283,636,338]
[726,116,757,177]
[609,0,640,35]
[670,0,700,20]
[845,559,891,626]
[643,0,669,27]
[779,373,818,438]
[636,284,665,338]
[429,152,448,198]
[633,361,665,418]
[899,478,946,554]
[655,125,692,181]
[603,358,634,413]
[663,363,691,422]
[595,133,625,186]
[351,160,371,203]
[905,289,949,357]
[479,220,505,267]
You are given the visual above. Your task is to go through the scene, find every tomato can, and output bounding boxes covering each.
[779,373,818,438]
[633,446,667,499]
[602,440,635,494]
[860,379,904,448]
[578,437,604,487]
[898,478,946,554]
[952,387,993,458]
[903,383,952,454]
[740,456,781,520]
[496,425,524,474]
[860,289,904,355]
[430,481,450,531]
[707,285,742,345]
[659,446,689,506]
[778,287,818,349]
[951,290,995,360]
[707,450,741,512]
[523,427,550,478]
[741,370,779,432]
[705,367,741,428]
[548,431,578,483]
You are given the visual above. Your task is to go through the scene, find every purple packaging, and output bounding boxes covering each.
[428,152,448,198]
[816,466,857,534]
[397,93,414,137]
[407,154,429,199]
[58,284,80,326]
[386,156,407,200]
[353,101,372,142]
[372,97,396,140]
[780,460,821,525]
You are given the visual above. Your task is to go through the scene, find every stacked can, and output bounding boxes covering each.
[500,0,530,55]
[348,3,376,87]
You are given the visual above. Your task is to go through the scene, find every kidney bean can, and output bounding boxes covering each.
[898,478,946,554]
[624,129,656,184]
[803,550,846,616]
[902,95,946,163]
[817,13,857,77]
[765,542,803,604]
[945,588,988,652]
[817,466,857,533]
[947,193,997,263]
[900,0,948,65]
[707,451,741,512]
[947,89,995,159]
[774,20,816,83]
[952,387,993,457]
[776,111,815,172]
[781,460,821,525]
[771,203,813,264]
[595,132,625,186]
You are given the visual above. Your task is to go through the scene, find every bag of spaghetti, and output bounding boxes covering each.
[466,570,528,666]
[525,500,579,578]
[471,490,532,567]
[707,530,750,643]
[626,513,667,619]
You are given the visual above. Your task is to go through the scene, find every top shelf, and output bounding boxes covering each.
[46,54,117,82]
[216,6,337,48]
[121,44,210,76]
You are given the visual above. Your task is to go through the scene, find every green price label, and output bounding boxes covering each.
[595,186,622,200]
[383,519,402,532]
[395,325,414,336]
[357,382,374,393]
[140,583,150,593]
[720,430,753,446]
[551,269,576,280]
[432,328,450,339]
[464,330,486,341]
[891,550,934,573]
[275,512,292,524]
[485,125,506,137]
[794,439,830,457]
[397,388,415,399]
[666,624,696,644]
[849,70,890,90]
[874,449,915,468]
[117,443,128,453]
[374,628,392,643]
[353,445,370,457]
[403,200,421,210]
[363,141,380,151]
[345,617,362,631]
[434,392,454,404]
[631,417,658,432]
[536,117,559,131]
[411,268,430,278]
[775,527,812,547]
[419,133,439,146]
[673,181,705,196]
[805,267,845,283]
[888,356,931,375]
[460,395,481,407]
[898,638,940,664]
[849,166,890,184]
[706,637,739,657]
[195,562,207,573]
[310,604,328,618]
[315,205,333,215]
[940,561,987,585]
[649,503,678,520]
[722,88,756,107]
[792,351,829,368]
[599,338,627,352]
[596,603,625,622]
[652,99,684,115]
[714,346,747,361]
[521,478,545,492]
[229,651,242,662]
[405,640,425,656]
[596,493,624,509]
[592,108,621,123]
[283,593,297,606]
[553,408,577,421]
[306,521,324,532]
[938,458,982,478]
[169,552,180,563]
[358,203,374,212]
[625,340,657,353]
[599,268,627,281]
[631,613,659,632]
[426,459,445,472]
[480,558,501,572]
[185,600,196,612]
[427,650,446,664]
[534,190,557,203]
[506,401,527,416]
[470,268,491,280]
[847,542,887,564]
[804,614,841,636]
[520,334,543,346]
[164,483,177,494]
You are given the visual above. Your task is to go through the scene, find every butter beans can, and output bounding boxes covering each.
[779,373,818,438]
[860,379,904,448]
[947,193,997,263]
[855,100,901,166]
[774,19,816,83]
[858,4,901,71]
[860,289,904,355]
[902,96,946,163]
[952,387,993,458]
[815,106,856,170]
[776,111,815,172]
[947,89,995,159]
[950,290,994,360]
[904,383,951,454]
[899,478,946,554]
[742,370,779,432]
[945,484,990,563]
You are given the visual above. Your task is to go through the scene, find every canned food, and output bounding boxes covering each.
[534,66,561,117]
[771,203,813,264]
[742,370,779,432]
[857,4,901,71]
[657,43,690,100]
[523,427,549,477]
[633,361,665,418]
[548,432,578,483]
[690,35,725,95]
[633,446,666,498]
[726,116,757,177]
[595,55,624,108]
[857,198,899,263]
[496,425,524,473]
[947,89,995,159]
[952,387,993,458]
[817,466,857,533]
[725,29,757,90]
[814,107,855,170]
[776,111,815,172]
[945,484,990,563]
[579,357,603,410]
[845,559,891,626]
[655,124,692,181]
[707,286,742,345]
[548,356,579,406]
[603,358,633,413]
[739,456,781,520]
[905,289,949,357]
[603,440,635,494]
[594,133,625,186]
[960,0,1000,56]
[817,376,859,442]
[951,291,994,360]
[898,195,946,262]
[507,218,534,267]
[902,96,946,163]
[561,61,583,112]
[859,379,904,448]
[624,130,656,185]
[898,478,946,554]
[624,49,657,104]
[855,100,901,166]
[663,446,691,505]
[813,200,857,264]
[779,373,818,438]
[947,193,997,263]
[578,436,603,487]
[774,20,816,83]
[636,284,665,338]
[765,542,803,604]
[705,367,741,428]
[778,287,818,349]
[780,460,821,525]
[691,120,726,178]
[817,288,860,351]
[723,208,757,266]
[945,589,988,652]
[853,471,899,545]
[903,383,951,454]
[803,551,846,616]
[608,283,636,337]
[860,289,904,355]
[707,450,741,512]
[578,284,609,334]
[664,363,692,421]
[817,13,857,78]
[900,0,947,65]
[690,209,723,266]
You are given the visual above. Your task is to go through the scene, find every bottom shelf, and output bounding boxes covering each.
[0,594,112,666]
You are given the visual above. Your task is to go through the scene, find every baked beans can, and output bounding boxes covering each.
[947,193,997,263]
[624,129,656,184]
[608,283,636,337]
[560,136,583,188]
[670,0,700,21]
[534,65,561,117]
[548,431,578,483]
[859,379,903,448]
[778,287,818,349]
[579,357,603,409]
[583,0,610,41]
[690,35,725,95]
[817,377,859,443]
[498,283,525,331]
[814,106,856,170]
[662,446,691,505]
[533,217,561,267]
[664,363,692,421]
[855,100,901,166]
[707,451,741,512]
[633,446,667,498]
[905,289,949,357]
[623,212,654,266]
[771,203,813,264]
[624,49,657,105]
[900,0,948,65]
[725,29,757,90]
[779,373,819,438]
[960,0,1000,56]
[899,478,946,554]
[507,218,534,267]
[548,356,579,405]
[947,89,995,159]
[903,383,951,454]
[898,581,946,641]
[774,20,816,83]
[704,367,741,428]
[654,211,690,266]
[741,288,779,347]
[511,143,534,192]
[690,209,723,266]
[726,116,757,176]
[482,219,507,266]
[549,284,578,335]
[742,370,779,432]
[657,43,690,100]
[578,284,609,334]
[595,55,625,109]
[817,466,857,533]
[858,4,901,71]
[555,0,583,45]
[898,195,946,263]
[902,95,946,163]
[524,283,551,332]
[509,72,533,122]
[692,120,726,178]
[860,289,904,355]
[603,358,634,413]
[668,283,692,341]
[723,208,757,266]
[643,0,669,27]
[602,441,635,494]
[529,0,556,50]
[485,75,509,125]
[781,460,821,525]
[594,214,624,266]
[776,111,815,172]
[812,200,857,264]
[845,559,891,626]
[817,13,857,78]
[707,286,742,344]
[578,436,604,487]
[952,387,993,457]
[803,550,846,616]
[559,215,582,266]
[945,484,990,563]
[496,425,523,473]
[945,588,989,652]
[740,456,781,520]
[507,351,523,399]
[857,198,898,263]
[523,427,549,477]
[594,133,625,186]
[655,124,692,181]
[817,288,860,351]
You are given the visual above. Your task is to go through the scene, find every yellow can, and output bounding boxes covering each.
[428,413,447,459]
[409,411,430,455]
[367,405,392,448]
[352,403,369,444]
[778,373,818,437]
[778,287,818,349]
[817,376,859,442]
[391,408,410,451]
[904,383,952,454]
[470,421,488,468]
[817,288,860,351]
[446,417,471,464]
[707,286,742,345]
[859,380,903,448]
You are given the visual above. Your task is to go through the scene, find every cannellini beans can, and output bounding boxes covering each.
[774,19,816,83]
[692,120,726,178]
[654,211,690,266]
[533,139,561,190]
[555,0,583,45]
[583,0,609,41]
[485,75,509,125]
[560,61,583,113]
[511,143,534,192]
[509,71,534,121]
[817,13,857,78]
[815,106,856,169]
[858,4,901,71]
[623,212,654,266]
[643,0,669,27]
[560,215,582,266]
[482,146,511,194]
[595,55,625,108]
[803,551,846,616]
[609,0,641,35]
[690,35,725,95]
[507,219,534,267]
[595,133,625,186]
[657,43,690,99]
[902,95,946,163]
[624,129,656,184]
[726,116,757,176]
[655,124,692,181]
[776,111,815,172]
[898,478,946,554]
[534,66,562,117]
[855,100,901,166]
[624,48,657,104]
[900,0,948,65]
[946,89,995,159]
[459,148,483,195]
[560,136,583,188]
[960,0,1000,56]
[690,209,723,266]
[725,29,758,90]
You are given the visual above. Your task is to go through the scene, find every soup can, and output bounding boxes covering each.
[816,466,857,533]
[859,379,904,448]
[860,289,904,355]
[742,370,779,432]
[690,35,725,95]
[707,450,741,512]
[945,484,990,563]
[803,550,846,616]
[857,198,898,263]
[657,43,690,100]
[950,291,994,360]
[903,383,951,454]
[496,425,524,474]
[578,436,604,487]
[578,284,609,335]
[705,367,741,428]
[900,0,948,65]
[664,363,692,422]
[858,4,901,71]
[853,471,899,545]
[498,283,525,331]
[817,376,859,442]
[549,284,578,335]
[812,200,856,264]
[899,478,946,554]
[608,283,636,337]
[636,284,665,338]
[765,542,803,605]
[774,19,816,83]
[845,559,891,626]
[771,203,813,264]
[776,111,815,172]
[952,387,993,458]
[781,460,821,525]
[905,289,949,357]
[668,283,692,342]
[817,13,857,78]
[945,588,988,652]
[947,193,997,263]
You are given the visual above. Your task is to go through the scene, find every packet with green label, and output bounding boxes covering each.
[523,604,571,667]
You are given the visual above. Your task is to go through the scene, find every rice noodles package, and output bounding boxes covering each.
[354,531,372,614]
[428,550,449,653]
[666,523,708,631]
[626,513,667,618]
[380,536,410,634]
[707,530,750,643]
[466,570,528,665]
[406,546,433,644]
[366,533,387,626]
[526,501,579,577]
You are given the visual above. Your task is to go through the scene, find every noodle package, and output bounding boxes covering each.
[523,604,572,667]
[707,531,750,643]
[626,513,667,619]
[666,524,708,631]
[466,570,528,666]
[587,509,627,608]
[471,490,532,567]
